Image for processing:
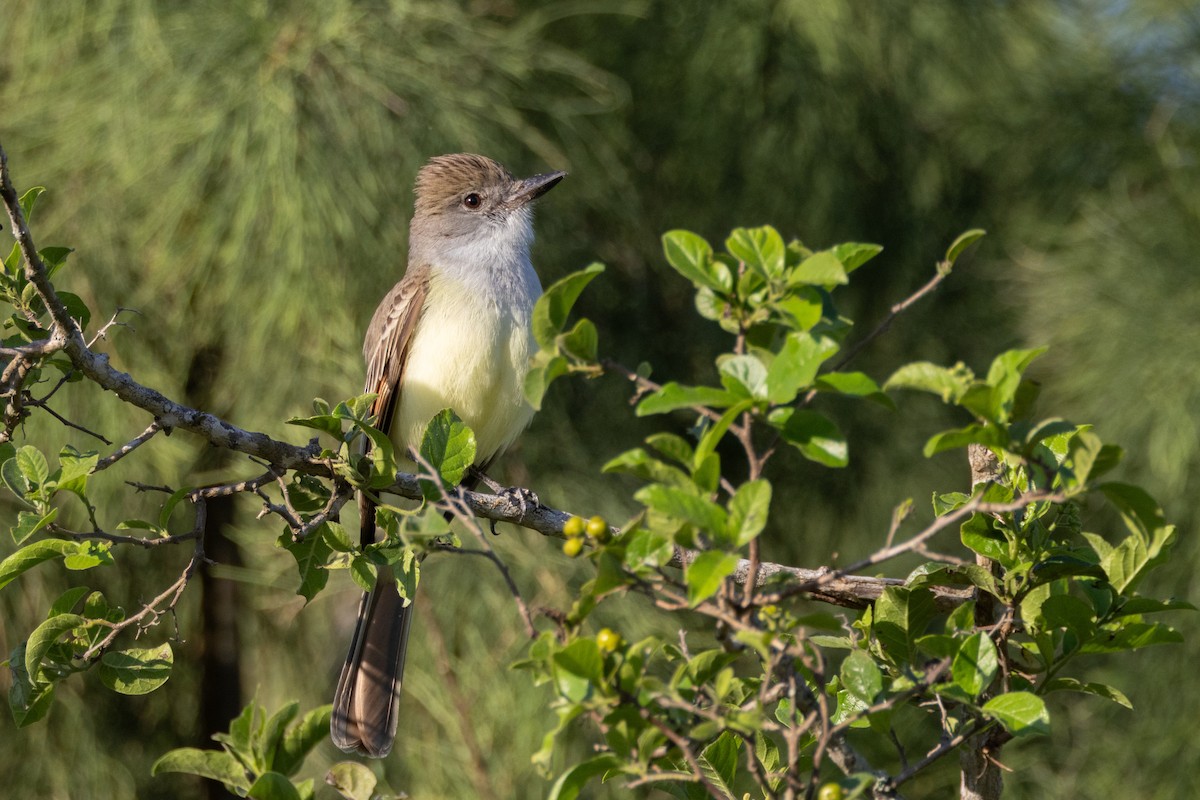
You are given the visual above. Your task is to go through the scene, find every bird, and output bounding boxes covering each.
[330,153,565,757]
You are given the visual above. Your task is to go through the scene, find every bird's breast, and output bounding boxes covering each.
[392,268,538,464]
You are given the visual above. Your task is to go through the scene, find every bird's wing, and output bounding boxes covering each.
[358,264,430,546]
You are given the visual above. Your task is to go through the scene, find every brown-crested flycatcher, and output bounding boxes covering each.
[330,153,564,757]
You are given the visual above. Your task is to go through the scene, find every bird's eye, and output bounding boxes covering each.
[462,193,482,209]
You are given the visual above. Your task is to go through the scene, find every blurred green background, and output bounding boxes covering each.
[1,1,1196,797]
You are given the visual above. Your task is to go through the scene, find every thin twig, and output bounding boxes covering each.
[814,262,953,389]
[95,421,162,471]
[24,396,112,444]
[80,501,207,660]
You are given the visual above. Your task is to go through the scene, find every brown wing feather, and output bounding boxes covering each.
[357,265,430,547]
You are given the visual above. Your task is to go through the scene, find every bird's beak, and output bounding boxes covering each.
[510,170,566,206]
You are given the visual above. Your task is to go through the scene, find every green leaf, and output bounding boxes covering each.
[771,288,823,330]
[872,587,935,663]
[637,382,739,415]
[1114,596,1195,616]
[646,433,694,466]
[326,761,377,800]
[832,687,870,728]
[1043,678,1132,709]
[813,371,894,408]
[40,245,73,278]
[348,556,375,593]
[25,613,88,681]
[248,772,302,800]
[769,408,848,467]
[418,409,476,500]
[1099,534,1151,595]
[1029,554,1105,583]
[624,527,674,570]
[19,186,45,224]
[791,250,848,286]
[158,487,191,531]
[905,562,1000,598]
[49,586,90,617]
[727,479,771,547]
[951,633,998,699]
[354,421,397,490]
[1098,482,1166,539]
[840,650,882,704]
[57,291,92,329]
[55,446,98,492]
[16,445,49,488]
[7,645,56,727]
[718,354,768,399]
[884,361,972,402]
[698,731,741,797]
[0,539,81,590]
[63,540,113,571]
[982,347,1048,422]
[12,508,58,545]
[524,352,569,411]
[662,231,726,292]
[276,706,333,777]
[982,691,1049,737]
[601,448,691,488]
[1080,621,1182,653]
[280,527,332,602]
[933,491,971,516]
[152,747,250,792]
[220,702,259,762]
[960,513,1009,565]
[944,229,987,265]
[692,399,754,471]
[832,242,884,273]
[547,754,623,800]
[1040,595,1096,641]
[98,643,173,695]
[260,701,300,771]
[286,412,345,440]
[727,226,785,279]
[685,551,740,607]
[532,263,605,349]
[635,484,728,539]
[923,423,1008,457]
[392,549,421,605]
[765,332,838,404]
[559,318,598,361]
[552,639,603,702]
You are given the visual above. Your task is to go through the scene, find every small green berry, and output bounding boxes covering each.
[563,515,586,538]
[562,536,584,557]
[596,627,622,653]
[586,515,609,541]
[817,783,844,800]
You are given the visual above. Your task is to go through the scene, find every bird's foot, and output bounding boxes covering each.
[490,486,541,535]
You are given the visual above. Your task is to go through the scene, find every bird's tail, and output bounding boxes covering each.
[330,565,413,758]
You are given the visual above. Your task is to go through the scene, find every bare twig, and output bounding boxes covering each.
[51,523,199,548]
[95,421,163,471]
[80,501,208,660]
[23,395,112,444]
[87,307,138,347]
[815,261,953,387]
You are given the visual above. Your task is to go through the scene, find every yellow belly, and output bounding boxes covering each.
[391,273,535,465]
